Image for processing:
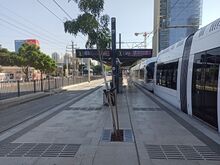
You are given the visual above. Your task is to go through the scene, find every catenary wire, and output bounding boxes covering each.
[0,17,67,49]
[53,0,73,20]
[0,4,68,45]
[36,0,87,43]
[0,22,66,51]
[36,0,64,23]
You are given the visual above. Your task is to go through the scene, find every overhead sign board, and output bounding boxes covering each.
[76,49,111,58]
[76,49,152,59]
[117,49,152,58]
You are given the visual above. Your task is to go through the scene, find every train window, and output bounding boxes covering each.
[140,69,144,80]
[146,62,155,82]
[192,47,220,129]
[156,61,178,90]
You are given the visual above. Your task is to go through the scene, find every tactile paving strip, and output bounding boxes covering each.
[0,143,80,158]
[133,107,162,111]
[145,144,220,161]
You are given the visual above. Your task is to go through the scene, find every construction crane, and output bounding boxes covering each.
[134,32,148,48]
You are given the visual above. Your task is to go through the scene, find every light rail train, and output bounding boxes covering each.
[130,18,220,132]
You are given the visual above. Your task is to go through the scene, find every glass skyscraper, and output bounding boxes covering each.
[153,0,202,54]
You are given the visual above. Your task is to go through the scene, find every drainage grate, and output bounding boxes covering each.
[67,107,102,111]
[145,145,166,159]
[101,129,133,142]
[194,146,220,161]
[133,107,162,111]
[145,144,220,161]
[0,143,22,157]
[0,143,80,158]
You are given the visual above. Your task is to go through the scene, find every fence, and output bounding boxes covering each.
[0,76,102,100]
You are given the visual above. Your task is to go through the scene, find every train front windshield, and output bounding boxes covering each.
[146,62,155,83]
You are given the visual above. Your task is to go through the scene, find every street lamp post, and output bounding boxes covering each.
[134,32,148,48]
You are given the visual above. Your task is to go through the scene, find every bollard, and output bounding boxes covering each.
[41,79,43,91]
[17,80,20,97]
[33,80,36,93]
[48,77,50,90]
[54,78,57,89]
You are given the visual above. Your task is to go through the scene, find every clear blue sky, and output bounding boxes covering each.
[0,0,219,56]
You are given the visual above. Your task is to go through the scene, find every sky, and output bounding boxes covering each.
[0,0,219,56]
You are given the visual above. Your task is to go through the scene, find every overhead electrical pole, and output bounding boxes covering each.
[71,41,77,80]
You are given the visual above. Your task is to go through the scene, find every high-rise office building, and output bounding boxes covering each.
[15,39,40,53]
[153,0,202,55]
[51,52,60,63]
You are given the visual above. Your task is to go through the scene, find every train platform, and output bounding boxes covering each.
[0,78,220,165]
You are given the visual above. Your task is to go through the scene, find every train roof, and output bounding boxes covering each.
[191,17,220,54]
[130,63,140,71]
[157,38,187,64]
[144,57,157,65]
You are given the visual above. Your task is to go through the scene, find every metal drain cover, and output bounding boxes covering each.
[145,144,220,161]
[101,129,133,142]
[133,107,162,111]
[0,143,80,158]
[67,107,102,111]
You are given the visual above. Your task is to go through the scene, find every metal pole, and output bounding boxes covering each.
[119,33,122,49]
[144,32,147,48]
[88,58,90,83]
[111,17,120,133]
[66,53,69,77]
[72,41,75,81]
[48,76,50,91]
[34,80,36,93]
[111,17,117,90]
[17,80,20,97]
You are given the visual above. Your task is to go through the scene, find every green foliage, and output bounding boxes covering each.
[92,64,102,75]
[0,45,56,81]
[104,64,111,72]
[69,0,104,16]
[17,44,56,80]
[64,0,111,50]
[0,48,22,66]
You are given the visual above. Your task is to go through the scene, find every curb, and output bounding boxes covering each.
[0,92,51,110]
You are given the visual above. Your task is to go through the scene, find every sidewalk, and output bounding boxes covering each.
[0,78,220,165]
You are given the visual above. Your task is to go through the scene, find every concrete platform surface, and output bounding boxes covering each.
[0,78,219,165]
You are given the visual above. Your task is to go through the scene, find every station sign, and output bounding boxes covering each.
[117,49,152,58]
[76,49,152,59]
[76,49,111,58]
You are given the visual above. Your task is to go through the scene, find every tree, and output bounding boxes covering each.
[18,43,56,81]
[34,52,56,79]
[92,65,102,75]
[0,48,22,66]
[18,43,41,81]
[64,0,111,87]
[64,0,121,137]
[0,66,3,73]
[0,48,12,66]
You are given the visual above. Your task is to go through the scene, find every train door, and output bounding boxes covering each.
[192,48,220,129]
[180,35,193,113]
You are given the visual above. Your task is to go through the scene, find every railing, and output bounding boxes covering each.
[0,76,102,100]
